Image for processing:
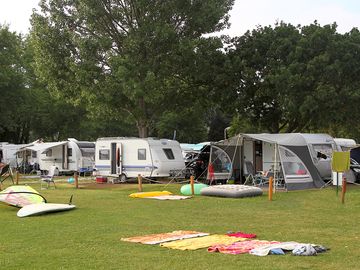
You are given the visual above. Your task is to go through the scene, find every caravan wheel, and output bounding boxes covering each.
[119,174,127,183]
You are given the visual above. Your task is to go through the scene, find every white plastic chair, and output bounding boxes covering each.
[41,165,58,189]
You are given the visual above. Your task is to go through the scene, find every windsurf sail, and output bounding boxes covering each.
[0,186,46,207]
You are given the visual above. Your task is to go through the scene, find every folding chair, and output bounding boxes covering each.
[41,165,57,189]
[243,161,264,186]
[0,164,14,185]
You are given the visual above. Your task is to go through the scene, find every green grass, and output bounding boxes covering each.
[1,179,359,270]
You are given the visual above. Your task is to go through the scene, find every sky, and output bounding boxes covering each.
[0,0,360,35]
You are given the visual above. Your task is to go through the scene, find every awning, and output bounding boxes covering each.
[18,141,68,153]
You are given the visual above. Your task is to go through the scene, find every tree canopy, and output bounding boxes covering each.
[2,5,360,144]
[30,0,234,138]
[225,21,360,138]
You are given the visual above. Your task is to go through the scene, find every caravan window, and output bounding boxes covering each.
[45,149,52,157]
[31,151,37,158]
[138,149,146,160]
[99,149,110,160]
[163,149,175,160]
[279,147,310,177]
[210,147,232,173]
[312,144,333,158]
[68,148,72,157]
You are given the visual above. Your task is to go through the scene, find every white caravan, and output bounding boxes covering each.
[0,142,28,168]
[334,138,357,151]
[19,138,95,174]
[95,137,185,181]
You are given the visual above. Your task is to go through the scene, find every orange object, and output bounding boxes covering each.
[138,174,143,192]
[341,177,347,204]
[190,175,195,195]
[268,177,273,201]
[208,163,215,185]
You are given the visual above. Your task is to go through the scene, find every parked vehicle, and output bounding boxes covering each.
[94,137,185,182]
[17,138,95,175]
[0,142,28,168]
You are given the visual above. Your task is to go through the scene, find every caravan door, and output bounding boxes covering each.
[110,142,122,175]
[62,144,69,170]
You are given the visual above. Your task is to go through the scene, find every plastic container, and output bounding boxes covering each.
[96,176,108,183]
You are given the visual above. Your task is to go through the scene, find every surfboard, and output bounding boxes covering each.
[129,191,172,198]
[17,203,76,217]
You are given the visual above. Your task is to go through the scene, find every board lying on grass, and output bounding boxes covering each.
[17,203,76,218]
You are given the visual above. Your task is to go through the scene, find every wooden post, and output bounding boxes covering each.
[74,172,79,189]
[16,171,19,185]
[268,176,273,201]
[190,175,195,195]
[138,174,143,192]
[341,177,347,204]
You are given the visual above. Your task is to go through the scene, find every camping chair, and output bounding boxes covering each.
[41,165,57,189]
[0,164,14,185]
[243,161,265,186]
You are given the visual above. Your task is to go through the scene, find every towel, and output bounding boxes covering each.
[121,230,209,245]
[161,234,246,250]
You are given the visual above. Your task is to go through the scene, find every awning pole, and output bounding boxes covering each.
[273,143,278,193]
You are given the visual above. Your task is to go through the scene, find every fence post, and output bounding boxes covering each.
[268,176,273,201]
[16,171,19,185]
[190,175,195,195]
[138,174,143,192]
[74,172,79,189]
[341,177,347,204]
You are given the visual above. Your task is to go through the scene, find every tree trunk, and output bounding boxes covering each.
[137,97,149,138]
[137,120,148,138]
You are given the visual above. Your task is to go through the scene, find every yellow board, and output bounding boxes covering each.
[332,151,350,172]
[129,191,172,198]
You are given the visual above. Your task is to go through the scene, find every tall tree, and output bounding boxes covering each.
[226,21,360,135]
[30,0,234,138]
[0,25,30,143]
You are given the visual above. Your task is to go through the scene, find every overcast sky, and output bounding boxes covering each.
[1,0,360,35]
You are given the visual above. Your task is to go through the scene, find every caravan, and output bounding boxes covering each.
[0,142,28,168]
[18,138,95,174]
[210,133,340,190]
[94,137,185,181]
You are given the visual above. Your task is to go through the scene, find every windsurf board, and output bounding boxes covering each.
[17,203,76,217]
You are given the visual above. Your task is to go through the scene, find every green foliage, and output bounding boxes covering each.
[30,0,234,138]
[0,25,32,143]
[156,110,208,143]
[227,21,360,138]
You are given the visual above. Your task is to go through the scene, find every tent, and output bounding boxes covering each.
[209,133,339,191]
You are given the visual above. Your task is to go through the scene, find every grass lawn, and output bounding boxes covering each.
[1,178,359,270]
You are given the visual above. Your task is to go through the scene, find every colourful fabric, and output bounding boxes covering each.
[226,232,257,238]
[144,195,191,200]
[208,240,280,255]
[160,235,246,250]
[0,185,45,207]
[121,230,209,245]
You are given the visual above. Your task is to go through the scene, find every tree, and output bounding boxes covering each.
[226,21,360,135]
[30,0,234,138]
[0,25,31,143]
